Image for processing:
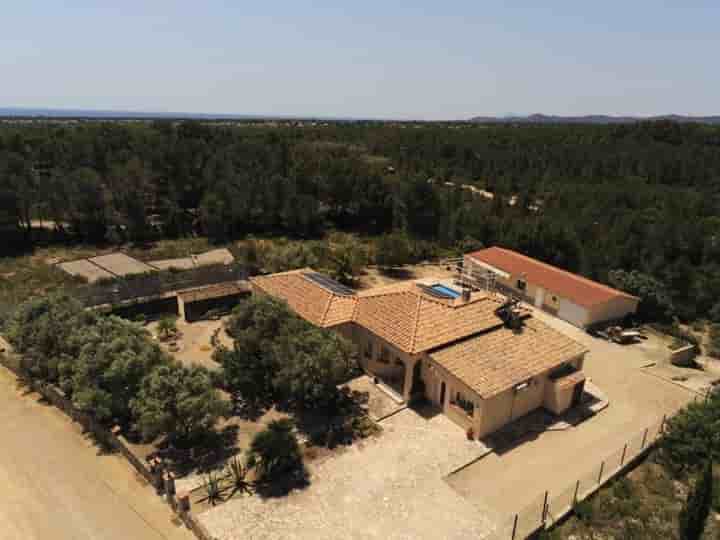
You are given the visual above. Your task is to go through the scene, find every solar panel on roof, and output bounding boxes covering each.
[303,272,355,296]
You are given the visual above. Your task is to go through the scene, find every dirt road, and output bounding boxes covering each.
[0,367,194,540]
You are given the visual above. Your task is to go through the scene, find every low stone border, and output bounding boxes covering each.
[0,352,216,540]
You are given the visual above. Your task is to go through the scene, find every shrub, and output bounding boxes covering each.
[611,477,635,500]
[679,459,713,540]
[226,455,251,494]
[247,419,304,483]
[157,316,178,341]
[573,499,594,524]
[659,394,720,476]
[204,471,223,506]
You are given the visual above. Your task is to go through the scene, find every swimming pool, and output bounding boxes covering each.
[430,284,461,299]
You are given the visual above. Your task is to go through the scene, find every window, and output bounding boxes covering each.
[364,341,373,359]
[551,295,558,302]
[451,391,475,416]
[517,279,527,291]
[378,346,390,364]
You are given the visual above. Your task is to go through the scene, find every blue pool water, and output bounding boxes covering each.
[431,284,461,298]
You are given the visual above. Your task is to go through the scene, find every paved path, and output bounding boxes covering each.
[0,367,194,540]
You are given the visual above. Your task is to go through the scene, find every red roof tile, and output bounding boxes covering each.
[466,247,638,308]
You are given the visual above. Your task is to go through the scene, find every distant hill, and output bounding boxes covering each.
[0,107,275,120]
[469,113,720,125]
[0,107,369,122]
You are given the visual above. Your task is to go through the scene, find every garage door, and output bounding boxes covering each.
[558,299,588,327]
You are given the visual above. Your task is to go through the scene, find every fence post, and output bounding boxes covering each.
[597,461,605,484]
[620,443,628,466]
[641,427,649,449]
[542,490,549,523]
[573,480,580,506]
[511,514,518,540]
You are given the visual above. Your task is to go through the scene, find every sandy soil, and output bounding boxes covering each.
[147,317,233,371]
[357,263,456,289]
[0,366,193,540]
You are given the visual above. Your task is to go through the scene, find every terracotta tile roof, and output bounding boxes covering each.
[177,281,248,303]
[429,317,588,398]
[250,269,357,328]
[466,247,639,308]
[354,283,514,354]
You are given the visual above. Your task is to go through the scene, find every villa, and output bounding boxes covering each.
[250,268,588,440]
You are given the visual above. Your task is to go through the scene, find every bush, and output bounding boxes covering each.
[131,363,230,442]
[708,324,720,359]
[247,419,304,483]
[157,315,178,341]
[573,499,594,523]
[658,394,720,476]
[679,459,713,540]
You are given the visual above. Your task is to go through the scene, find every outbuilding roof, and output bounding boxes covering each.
[429,317,588,399]
[177,281,248,303]
[466,247,638,308]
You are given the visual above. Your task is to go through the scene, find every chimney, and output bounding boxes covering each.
[461,287,471,302]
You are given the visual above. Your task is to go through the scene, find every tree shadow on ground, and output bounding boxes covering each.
[291,388,380,451]
[410,400,442,421]
[377,267,415,280]
[233,397,273,422]
[153,424,242,478]
[253,467,310,499]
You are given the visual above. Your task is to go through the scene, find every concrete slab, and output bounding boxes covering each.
[148,257,196,271]
[89,253,156,276]
[58,259,115,282]
[194,248,234,266]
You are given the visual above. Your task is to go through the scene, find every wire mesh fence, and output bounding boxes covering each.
[486,414,672,540]
[72,263,248,307]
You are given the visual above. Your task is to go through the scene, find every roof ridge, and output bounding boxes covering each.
[319,293,335,326]
[409,294,424,353]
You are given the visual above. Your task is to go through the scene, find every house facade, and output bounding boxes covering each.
[464,247,640,328]
[251,269,588,439]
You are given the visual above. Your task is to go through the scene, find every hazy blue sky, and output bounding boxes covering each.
[2,1,717,119]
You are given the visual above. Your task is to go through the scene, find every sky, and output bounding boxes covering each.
[2,1,718,120]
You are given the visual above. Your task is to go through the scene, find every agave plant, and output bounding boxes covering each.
[226,455,251,494]
[204,471,222,506]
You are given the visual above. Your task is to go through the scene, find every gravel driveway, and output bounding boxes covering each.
[199,406,496,540]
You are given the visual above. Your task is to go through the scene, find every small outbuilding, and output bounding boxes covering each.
[464,247,639,328]
[177,281,250,322]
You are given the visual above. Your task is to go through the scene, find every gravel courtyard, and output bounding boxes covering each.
[199,406,496,540]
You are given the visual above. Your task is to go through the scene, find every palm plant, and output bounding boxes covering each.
[204,471,223,506]
[226,455,252,494]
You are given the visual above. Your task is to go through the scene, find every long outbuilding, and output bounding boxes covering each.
[464,247,639,328]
